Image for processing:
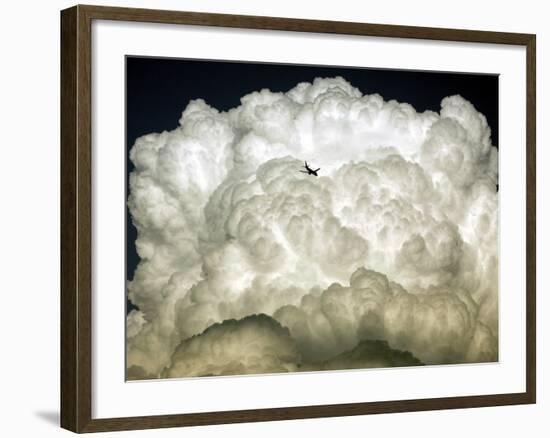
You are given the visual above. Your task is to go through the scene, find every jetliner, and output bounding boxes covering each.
[300,161,320,176]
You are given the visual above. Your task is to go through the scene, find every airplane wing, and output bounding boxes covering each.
[314,168,320,172]
[299,170,309,174]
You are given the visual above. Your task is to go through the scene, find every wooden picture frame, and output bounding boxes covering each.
[61,4,536,433]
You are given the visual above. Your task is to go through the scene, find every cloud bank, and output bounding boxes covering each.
[126,76,498,378]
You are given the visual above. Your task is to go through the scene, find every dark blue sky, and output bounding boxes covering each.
[126,56,498,312]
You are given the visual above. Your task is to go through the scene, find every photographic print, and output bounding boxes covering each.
[125,57,499,380]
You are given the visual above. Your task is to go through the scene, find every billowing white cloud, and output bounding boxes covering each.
[126,77,498,378]
[164,314,300,378]
[162,313,423,378]
[274,267,496,365]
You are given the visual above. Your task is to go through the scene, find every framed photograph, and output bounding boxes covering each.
[60,4,536,433]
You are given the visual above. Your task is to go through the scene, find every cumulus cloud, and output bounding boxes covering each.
[126,76,498,378]
[163,314,300,378]
[306,339,423,372]
[161,314,422,379]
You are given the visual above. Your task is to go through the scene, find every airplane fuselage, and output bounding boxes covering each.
[301,161,320,177]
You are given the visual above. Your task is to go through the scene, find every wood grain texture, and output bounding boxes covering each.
[60,4,537,433]
[60,5,78,432]
[79,4,534,44]
[525,34,536,403]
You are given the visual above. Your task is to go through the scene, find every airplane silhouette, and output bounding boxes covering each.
[300,161,320,176]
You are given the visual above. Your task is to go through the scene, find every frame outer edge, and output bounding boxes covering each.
[60,5,79,433]
[525,34,536,403]
[61,4,94,433]
[77,3,94,432]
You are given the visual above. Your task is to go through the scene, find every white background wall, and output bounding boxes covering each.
[0,0,546,436]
